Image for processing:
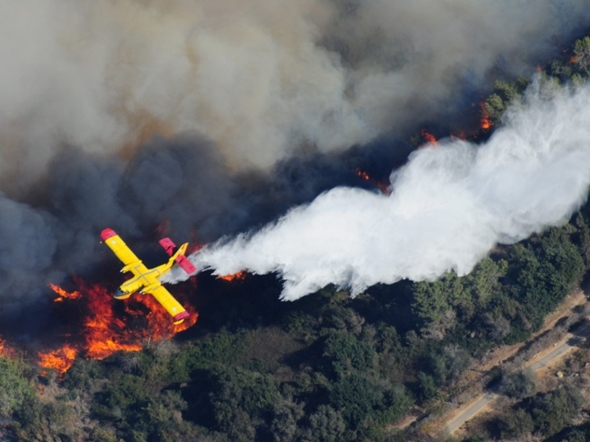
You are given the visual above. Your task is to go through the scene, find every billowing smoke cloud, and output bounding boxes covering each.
[164,82,590,300]
[1,0,590,195]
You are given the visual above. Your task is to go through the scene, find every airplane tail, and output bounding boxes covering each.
[159,238,197,275]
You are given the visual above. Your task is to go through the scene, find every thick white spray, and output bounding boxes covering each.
[164,83,590,300]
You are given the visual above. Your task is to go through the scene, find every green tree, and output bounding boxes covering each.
[573,36,590,75]
[322,305,366,335]
[305,405,346,442]
[376,384,413,424]
[417,371,438,401]
[412,273,471,340]
[329,374,380,426]
[463,257,507,306]
[526,384,583,437]
[269,399,304,442]
[563,430,589,442]
[208,365,281,439]
[430,344,471,386]
[12,400,77,442]
[412,274,461,324]
[483,93,506,124]
[507,229,583,330]
[483,80,526,125]
[0,358,34,418]
[573,212,590,265]
[322,332,376,378]
[499,369,536,399]
[495,408,534,440]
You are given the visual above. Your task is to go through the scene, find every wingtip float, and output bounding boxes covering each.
[100,228,196,325]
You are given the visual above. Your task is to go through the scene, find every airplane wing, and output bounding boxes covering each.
[144,284,190,324]
[100,228,149,275]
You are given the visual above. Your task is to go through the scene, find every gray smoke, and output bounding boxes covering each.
[1,0,589,194]
[164,82,590,300]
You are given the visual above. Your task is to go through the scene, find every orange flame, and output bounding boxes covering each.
[82,281,143,360]
[569,55,580,64]
[420,129,438,145]
[49,283,82,303]
[128,293,198,337]
[37,345,78,375]
[355,168,391,195]
[218,271,246,282]
[40,279,199,373]
[0,337,16,359]
[480,103,493,131]
[79,279,198,360]
[355,168,371,181]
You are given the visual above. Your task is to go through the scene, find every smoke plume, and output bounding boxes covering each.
[165,82,590,300]
[2,0,589,191]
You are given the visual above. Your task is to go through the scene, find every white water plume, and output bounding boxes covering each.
[164,82,590,300]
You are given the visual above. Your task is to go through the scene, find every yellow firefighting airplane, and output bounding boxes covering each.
[100,228,196,324]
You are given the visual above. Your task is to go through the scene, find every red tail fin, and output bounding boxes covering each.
[159,238,176,256]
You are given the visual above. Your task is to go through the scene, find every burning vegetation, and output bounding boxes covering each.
[49,283,82,303]
[480,102,493,131]
[218,271,247,282]
[36,278,198,376]
[355,168,391,195]
[0,337,16,359]
[420,129,438,145]
[37,345,78,376]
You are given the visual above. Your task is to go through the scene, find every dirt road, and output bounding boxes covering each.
[443,311,590,434]
[445,392,498,434]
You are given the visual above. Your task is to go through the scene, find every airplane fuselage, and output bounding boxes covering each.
[118,261,174,297]
[100,228,192,324]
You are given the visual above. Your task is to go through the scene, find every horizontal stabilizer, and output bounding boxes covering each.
[175,254,196,274]
[173,311,190,323]
[159,237,196,274]
[159,238,176,256]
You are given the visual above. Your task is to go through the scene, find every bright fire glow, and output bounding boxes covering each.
[77,278,198,360]
[37,345,78,375]
[421,129,438,145]
[82,281,144,360]
[355,168,391,195]
[50,283,82,303]
[355,168,371,181]
[39,279,198,374]
[218,271,246,282]
[480,103,493,131]
[0,337,16,359]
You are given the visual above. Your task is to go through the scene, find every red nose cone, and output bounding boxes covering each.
[100,228,117,241]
